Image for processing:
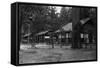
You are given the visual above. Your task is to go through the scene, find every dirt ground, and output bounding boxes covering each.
[19,45,96,64]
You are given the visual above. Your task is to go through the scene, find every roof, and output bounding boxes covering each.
[80,17,90,25]
[62,22,72,31]
[23,33,32,37]
[35,30,49,35]
[55,22,72,33]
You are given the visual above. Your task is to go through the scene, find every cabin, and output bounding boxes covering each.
[80,18,96,43]
[33,22,72,45]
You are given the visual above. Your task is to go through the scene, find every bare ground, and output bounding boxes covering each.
[19,45,96,64]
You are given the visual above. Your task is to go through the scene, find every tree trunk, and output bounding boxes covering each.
[72,8,82,49]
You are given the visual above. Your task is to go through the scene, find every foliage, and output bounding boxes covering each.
[19,5,72,35]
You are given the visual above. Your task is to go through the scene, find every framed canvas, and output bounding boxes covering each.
[11,2,97,66]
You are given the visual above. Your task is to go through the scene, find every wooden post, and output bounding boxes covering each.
[28,24,30,44]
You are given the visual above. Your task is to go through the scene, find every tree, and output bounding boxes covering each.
[72,8,82,48]
[19,5,51,33]
[60,7,72,23]
[80,8,96,19]
[19,5,52,44]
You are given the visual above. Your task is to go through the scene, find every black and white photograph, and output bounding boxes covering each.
[11,2,97,65]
